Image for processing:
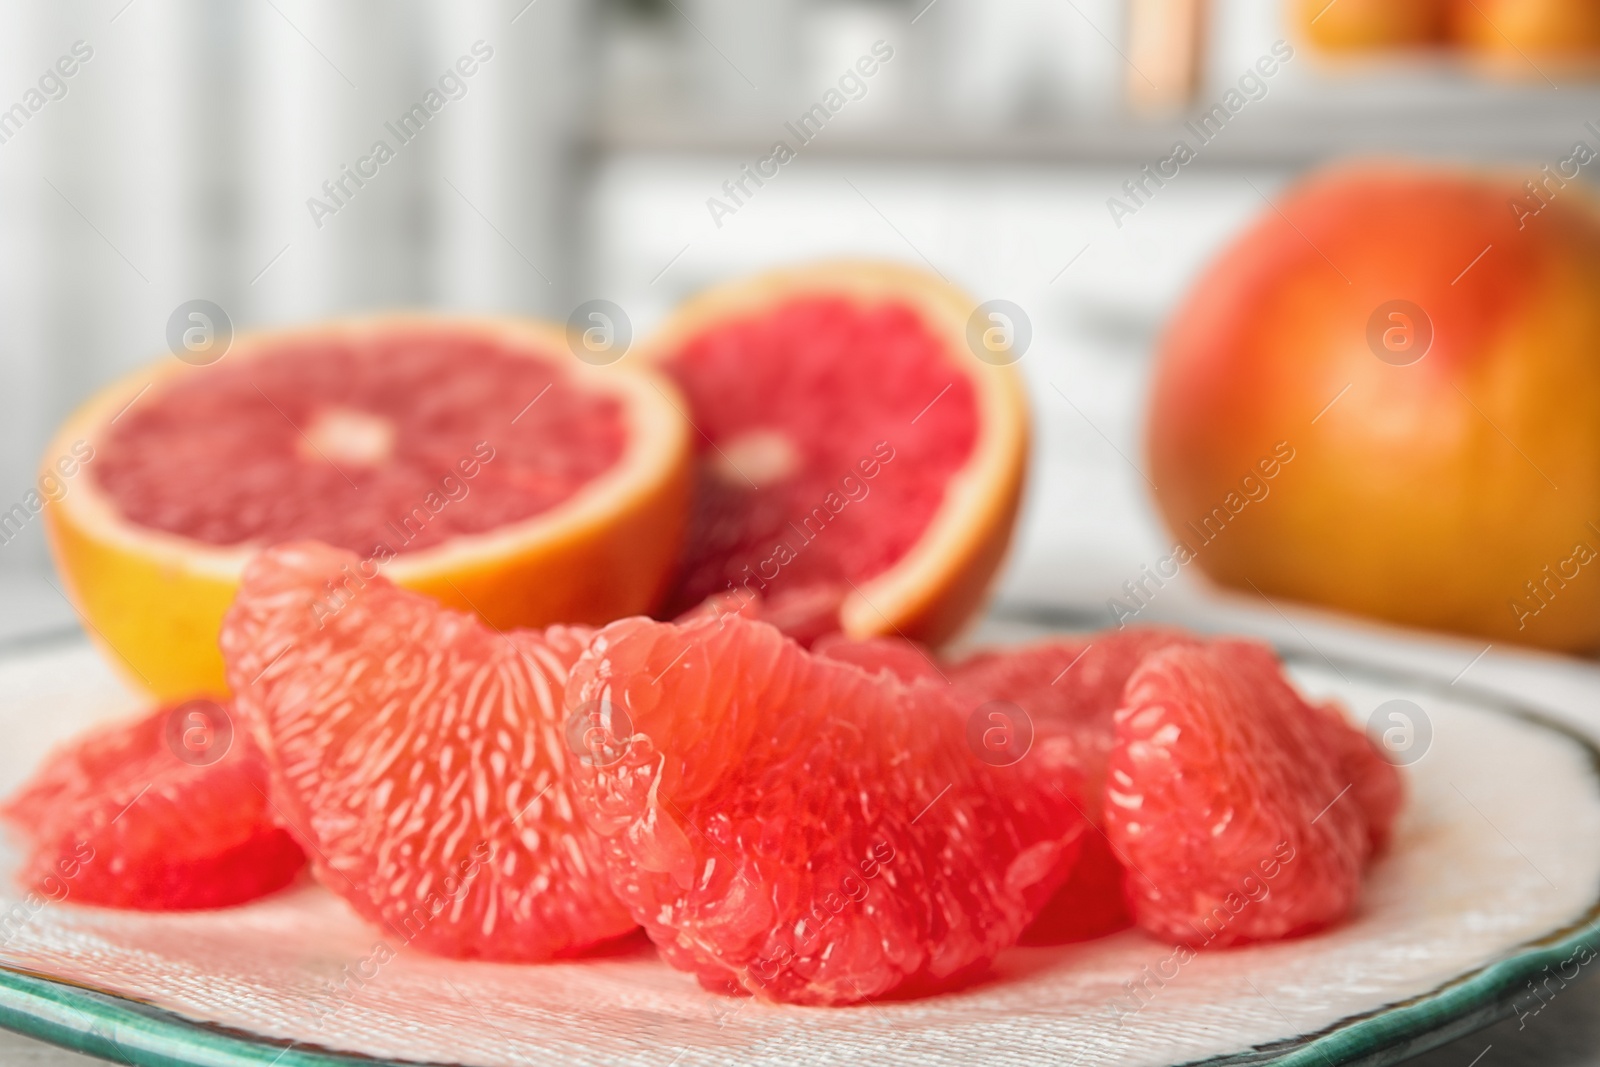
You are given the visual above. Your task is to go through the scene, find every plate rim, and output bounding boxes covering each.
[0,630,1596,1067]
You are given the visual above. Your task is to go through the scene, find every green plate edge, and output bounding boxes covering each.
[0,629,1595,1067]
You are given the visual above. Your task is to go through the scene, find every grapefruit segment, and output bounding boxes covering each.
[1107,640,1381,947]
[948,628,1201,944]
[220,540,637,961]
[644,262,1029,646]
[1017,833,1131,946]
[813,633,947,685]
[48,316,692,700]
[0,700,305,910]
[565,611,1088,1005]
[1311,698,1405,855]
[951,627,1201,818]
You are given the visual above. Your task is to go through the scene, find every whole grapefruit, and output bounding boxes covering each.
[1147,163,1600,651]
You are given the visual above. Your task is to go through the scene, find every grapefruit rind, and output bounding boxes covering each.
[45,315,693,700]
[641,261,1029,646]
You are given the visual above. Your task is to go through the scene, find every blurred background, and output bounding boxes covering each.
[0,0,1589,641]
[5,5,1600,1063]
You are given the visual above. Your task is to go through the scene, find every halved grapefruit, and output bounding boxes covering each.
[45,316,692,700]
[642,261,1029,646]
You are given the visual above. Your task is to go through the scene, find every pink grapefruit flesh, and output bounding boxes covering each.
[1,701,305,910]
[661,296,975,615]
[565,611,1089,1005]
[644,263,1030,647]
[1108,640,1385,947]
[94,330,626,555]
[220,540,638,961]
[47,315,693,702]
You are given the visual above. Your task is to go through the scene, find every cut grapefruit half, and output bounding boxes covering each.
[642,261,1029,646]
[45,315,692,700]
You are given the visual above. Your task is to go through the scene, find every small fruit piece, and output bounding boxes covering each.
[951,627,1199,815]
[947,628,1200,943]
[1451,0,1600,73]
[1107,641,1374,946]
[1295,0,1447,52]
[0,701,304,910]
[812,633,947,685]
[566,612,1087,1004]
[644,261,1029,646]
[1311,700,1405,854]
[220,541,636,961]
[49,315,692,700]
[1148,164,1600,651]
[1017,833,1131,946]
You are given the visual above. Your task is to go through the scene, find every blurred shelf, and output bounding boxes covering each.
[591,88,1600,168]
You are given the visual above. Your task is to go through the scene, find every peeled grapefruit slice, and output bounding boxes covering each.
[807,627,1198,943]
[1,700,305,910]
[1311,697,1406,856]
[1107,640,1389,947]
[949,629,1201,944]
[812,632,946,685]
[220,541,637,961]
[951,627,1200,816]
[565,611,1088,1005]
[47,316,691,700]
[643,261,1029,646]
